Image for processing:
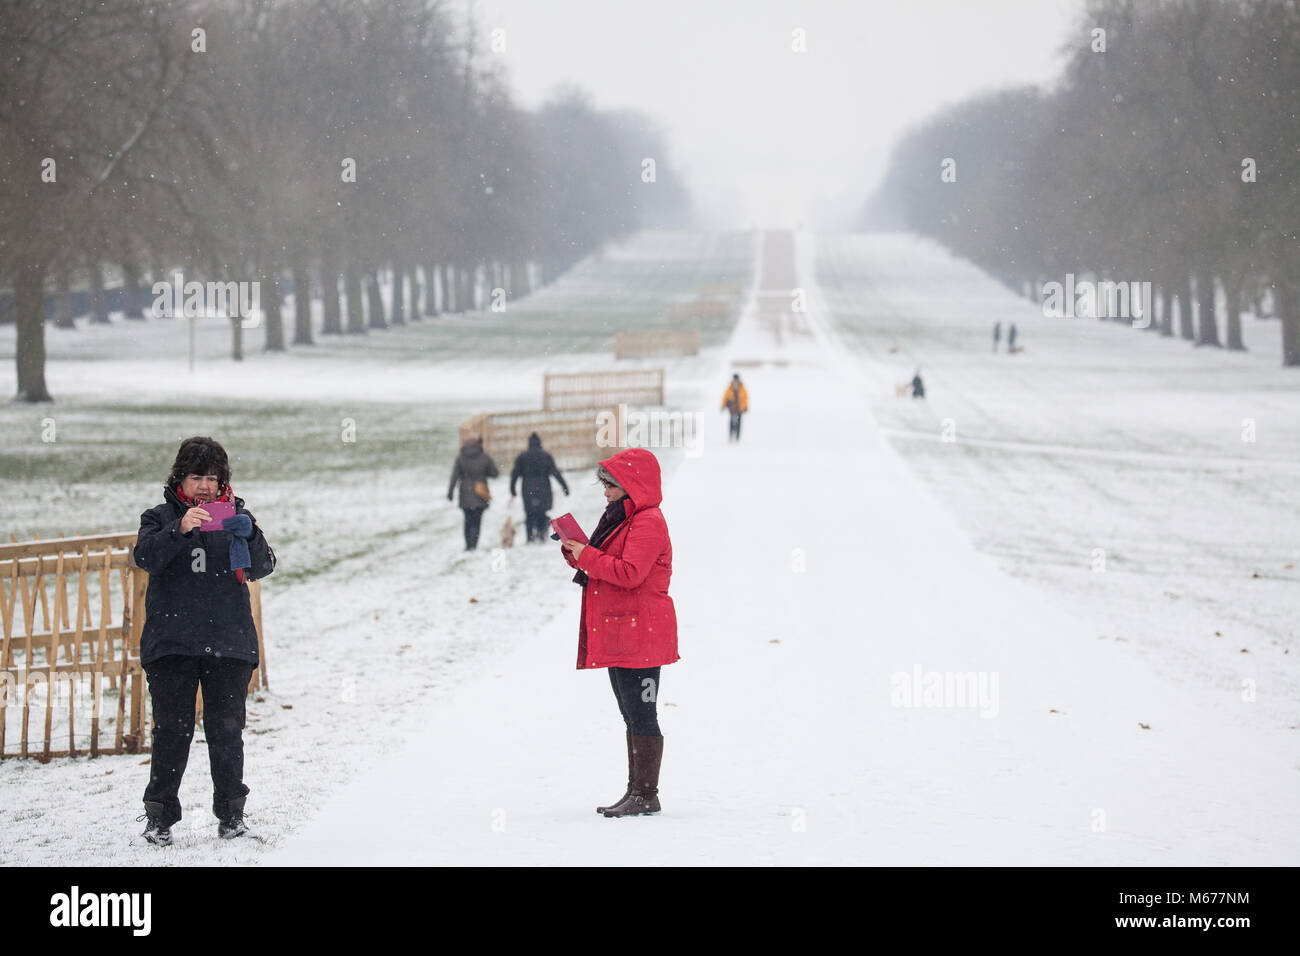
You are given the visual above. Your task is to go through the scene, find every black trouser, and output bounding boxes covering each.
[608,666,662,736]
[142,654,254,827]
[462,506,483,549]
[729,411,743,440]
[524,507,548,543]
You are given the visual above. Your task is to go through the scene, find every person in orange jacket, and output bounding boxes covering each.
[721,373,749,442]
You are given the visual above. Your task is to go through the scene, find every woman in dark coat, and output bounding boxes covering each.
[447,435,499,550]
[510,432,570,543]
[559,447,678,817]
[133,436,275,845]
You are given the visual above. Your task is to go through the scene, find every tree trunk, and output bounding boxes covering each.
[1195,270,1220,347]
[122,262,145,319]
[460,264,474,311]
[1145,282,1161,333]
[424,263,438,316]
[321,249,342,334]
[14,262,53,401]
[1279,275,1300,367]
[443,264,457,312]
[1159,280,1173,336]
[391,263,406,326]
[344,261,366,333]
[513,260,532,298]
[1224,274,1245,351]
[292,260,313,345]
[89,260,109,323]
[53,268,75,329]
[367,269,387,329]
[262,264,285,351]
[1179,274,1195,340]
[231,307,244,361]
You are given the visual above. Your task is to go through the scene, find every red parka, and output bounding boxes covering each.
[567,448,679,670]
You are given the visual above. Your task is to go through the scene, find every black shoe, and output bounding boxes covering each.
[137,801,173,846]
[217,796,249,840]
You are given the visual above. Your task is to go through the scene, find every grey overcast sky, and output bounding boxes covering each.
[454,0,1082,230]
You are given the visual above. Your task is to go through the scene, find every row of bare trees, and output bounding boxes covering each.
[0,0,692,400]
[861,0,1300,365]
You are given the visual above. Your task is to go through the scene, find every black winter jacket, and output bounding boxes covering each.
[448,438,499,509]
[133,485,275,667]
[510,435,569,513]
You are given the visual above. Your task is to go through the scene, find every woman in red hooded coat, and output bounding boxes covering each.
[560,447,678,817]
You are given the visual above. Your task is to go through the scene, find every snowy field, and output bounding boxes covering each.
[0,231,752,863]
[815,234,1300,726]
[1,229,1295,865]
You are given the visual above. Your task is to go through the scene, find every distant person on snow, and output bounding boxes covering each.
[911,369,926,399]
[993,321,1001,352]
[721,373,749,441]
[447,435,499,550]
[1008,323,1019,353]
[559,448,678,818]
[510,432,570,544]
[132,436,276,846]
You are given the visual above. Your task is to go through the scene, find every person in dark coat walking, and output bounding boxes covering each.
[510,432,570,543]
[133,436,275,846]
[1008,323,1019,353]
[993,321,1001,352]
[447,435,499,550]
[911,369,926,399]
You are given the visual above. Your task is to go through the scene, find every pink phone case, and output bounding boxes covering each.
[550,513,588,544]
[198,501,236,531]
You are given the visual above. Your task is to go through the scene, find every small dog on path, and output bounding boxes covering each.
[500,515,517,549]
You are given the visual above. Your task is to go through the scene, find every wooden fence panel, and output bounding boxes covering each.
[614,329,700,360]
[542,368,664,411]
[460,406,632,473]
[0,533,267,759]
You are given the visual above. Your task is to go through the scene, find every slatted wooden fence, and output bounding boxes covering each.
[668,297,729,321]
[542,368,664,411]
[459,406,631,473]
[614,329,700,360]
[0,532,267,760]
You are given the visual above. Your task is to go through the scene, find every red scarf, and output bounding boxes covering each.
[174,483,244,581]
[175,482,234,506]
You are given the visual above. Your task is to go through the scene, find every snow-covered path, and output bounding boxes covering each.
[273,233,1297,865]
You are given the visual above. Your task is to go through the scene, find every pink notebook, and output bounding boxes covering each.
[550,513,588,544]
[198,501,236,531]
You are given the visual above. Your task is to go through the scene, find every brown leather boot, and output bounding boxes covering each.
[595,731,634,814]
[600,734,662,817]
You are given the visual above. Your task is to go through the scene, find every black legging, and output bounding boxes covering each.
[462,507,483,549]
[608,665,661,736]
[524,507,548,543]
